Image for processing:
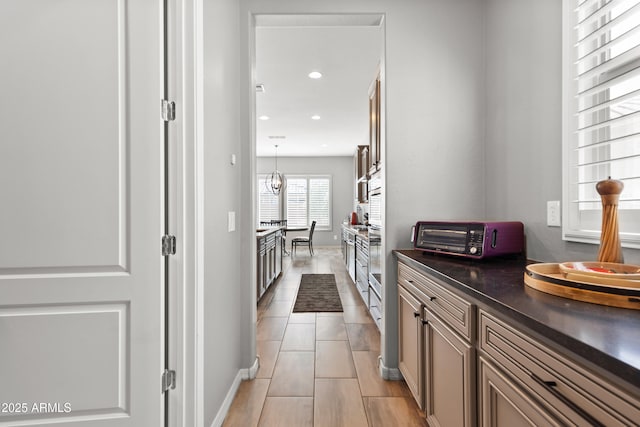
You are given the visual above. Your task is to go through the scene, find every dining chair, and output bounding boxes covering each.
[292,221,316,256]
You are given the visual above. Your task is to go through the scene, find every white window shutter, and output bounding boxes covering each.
[564,0,640,247]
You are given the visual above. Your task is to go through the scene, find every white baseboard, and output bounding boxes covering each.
[378,356,403,380]
[245,356,260,380]
[209,357,260,427]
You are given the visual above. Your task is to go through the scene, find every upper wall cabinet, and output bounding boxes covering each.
[355,145,369,203]
[369,76,381,174]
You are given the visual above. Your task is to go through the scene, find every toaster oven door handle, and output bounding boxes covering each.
[491,229,498,248]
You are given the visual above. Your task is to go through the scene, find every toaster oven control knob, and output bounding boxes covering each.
[469,246,478,254]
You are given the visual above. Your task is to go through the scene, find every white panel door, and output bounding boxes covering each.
[0,0,164,426]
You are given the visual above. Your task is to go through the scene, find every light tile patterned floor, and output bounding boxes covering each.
[222,248,426,427]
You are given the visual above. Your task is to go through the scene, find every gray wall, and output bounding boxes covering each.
[483,0,640,265]
[215,0,640,423]
[240,0,487,374]
[202,0,244,425]
[257,156,353,247]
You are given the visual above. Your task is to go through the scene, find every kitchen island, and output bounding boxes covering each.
[395,249,640,426]
[256,227,283,300]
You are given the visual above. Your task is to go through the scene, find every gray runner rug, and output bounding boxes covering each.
[293,274,343,312]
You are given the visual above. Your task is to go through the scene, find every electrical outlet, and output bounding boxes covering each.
[547,201,561,227]
[333,235,338,240]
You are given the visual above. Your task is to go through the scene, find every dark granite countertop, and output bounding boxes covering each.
[394,250,640,392]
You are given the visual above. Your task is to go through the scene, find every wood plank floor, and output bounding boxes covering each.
[222,247,426,427]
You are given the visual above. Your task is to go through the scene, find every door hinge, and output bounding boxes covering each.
[162,235,176,256]
[162,369,176,393]
[161,99,176,121]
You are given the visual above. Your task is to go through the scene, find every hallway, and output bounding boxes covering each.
[222,248,426,427]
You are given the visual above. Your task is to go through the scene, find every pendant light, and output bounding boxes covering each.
[265,144,286,195]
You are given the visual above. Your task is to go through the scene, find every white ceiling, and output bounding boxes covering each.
[255,18,383,157]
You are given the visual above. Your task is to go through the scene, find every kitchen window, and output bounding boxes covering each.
[562,0,640,248]
[257,177,281,225]
[285,175,332,230]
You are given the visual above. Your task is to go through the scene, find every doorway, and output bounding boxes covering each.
[251,11,386,371]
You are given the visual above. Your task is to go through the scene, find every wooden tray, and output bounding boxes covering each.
[524,263,640,310]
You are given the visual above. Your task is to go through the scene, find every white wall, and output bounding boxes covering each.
[483,0,640,264]
[257,156,354,247]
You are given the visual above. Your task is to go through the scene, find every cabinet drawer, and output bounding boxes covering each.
[369,287,382,331]
[478,355,570,426]
[479,309,640,426]
[398,262,473,341]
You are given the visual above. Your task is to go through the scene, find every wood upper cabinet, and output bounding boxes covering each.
[354,145,369,203]
[368,76,381,174]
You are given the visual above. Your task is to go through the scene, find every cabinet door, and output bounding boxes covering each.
[368,77,381,174]
[257,250,266,299]
[424,309,474,427]
[478,356,569,427]
[275,232,282,278]
[398,285,424,409]
[479,309,640,426]
[347,241,356,282]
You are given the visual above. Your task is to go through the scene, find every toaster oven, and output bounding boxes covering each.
[412,221,524,259]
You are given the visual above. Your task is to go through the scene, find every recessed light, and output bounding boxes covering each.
[308,71,323,79]
[259,115,270,120]
[321,144,328,148]
[311,115,321,120]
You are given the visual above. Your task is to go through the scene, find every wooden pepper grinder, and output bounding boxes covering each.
[596,177,624,263]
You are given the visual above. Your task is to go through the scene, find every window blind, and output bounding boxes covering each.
[258,178,281,224]
[564,0,640,247]
[286,178,308,228]
[284,175,332,230]
[309,178,331,229]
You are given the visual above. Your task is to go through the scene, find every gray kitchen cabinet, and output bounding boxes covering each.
[257,228,283,301]
[274,229,282,278]
[257,236,267,299]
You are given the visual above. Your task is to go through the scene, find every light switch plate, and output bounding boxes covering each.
[228,211,236,232]
[547,201,561,227]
